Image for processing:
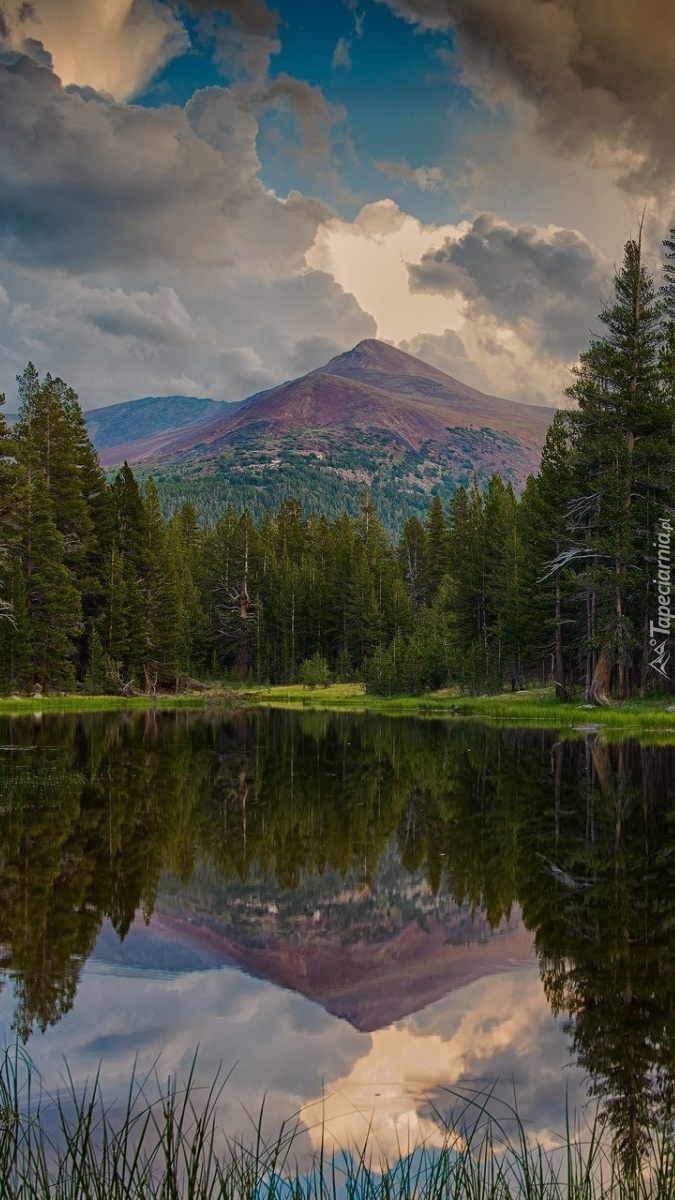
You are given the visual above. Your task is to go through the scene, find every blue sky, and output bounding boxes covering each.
[139,0,468,222]
[0,0,672,409]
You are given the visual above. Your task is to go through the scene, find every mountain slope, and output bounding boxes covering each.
[95,340,555,531]
[87,394,232,456]
[146,339,551,461]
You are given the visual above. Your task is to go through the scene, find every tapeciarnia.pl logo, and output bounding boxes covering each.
[649,516,673,679]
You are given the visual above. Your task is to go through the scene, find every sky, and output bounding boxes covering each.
[0,0,673,410]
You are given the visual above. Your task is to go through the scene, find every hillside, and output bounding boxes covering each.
[6,394,230,445]
[87,394,230,453]
[95,340,555,532]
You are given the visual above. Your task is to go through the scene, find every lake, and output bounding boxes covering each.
[0,708,673,1169]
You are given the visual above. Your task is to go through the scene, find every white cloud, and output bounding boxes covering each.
[307,201,468,344]
[332,36,352,70]
[376,161,447,192]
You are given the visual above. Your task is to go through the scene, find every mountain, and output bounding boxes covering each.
[5,394,231,444]
[85,394,232,453]
[95,341,555,532]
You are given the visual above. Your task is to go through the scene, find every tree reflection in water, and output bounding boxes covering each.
[1,709,674,1168]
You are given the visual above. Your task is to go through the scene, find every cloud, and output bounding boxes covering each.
[180,0,279,38]
[213,24,280,83]
[0,0,187,100]
[308,201,468,344]
[289,335,349,376]
[0,60,280,272]
[0,54,375,406]
[84,286,197,346]
[332,36,352,70]
[218,346,277,396]
[377,0,675,194]
[331,8,364,75]
[376,161,447,191]
[256,74,347,159]
[309,201,607,405]
[409,211,609,356]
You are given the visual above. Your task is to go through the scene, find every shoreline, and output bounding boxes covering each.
[1,684,675,736]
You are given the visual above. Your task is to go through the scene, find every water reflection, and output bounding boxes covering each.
[0,710,674,1166]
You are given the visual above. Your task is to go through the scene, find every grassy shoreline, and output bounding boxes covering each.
[240,683,675,732]
[1,683,675,733]
[0,694,215,715]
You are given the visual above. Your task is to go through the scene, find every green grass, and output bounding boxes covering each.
[3,683,675,737]
[239,683,675,734]
[0,692,239,716]
[0,1047,672,1199]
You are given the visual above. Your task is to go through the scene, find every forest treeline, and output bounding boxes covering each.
[1,226,675,701]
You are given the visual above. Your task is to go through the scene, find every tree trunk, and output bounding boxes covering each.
[587,641,614,706]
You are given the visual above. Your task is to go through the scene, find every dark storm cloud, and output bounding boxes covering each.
[0,0,33,38]
[0,54,265,270]
[409,213,609,357]
[85,289,195,345]
[0,45,377,406]
[379,0,675,192]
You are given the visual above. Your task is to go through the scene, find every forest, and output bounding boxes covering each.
[1,225,674,704]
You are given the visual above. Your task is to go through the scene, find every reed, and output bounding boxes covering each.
[1,1047,674,1200]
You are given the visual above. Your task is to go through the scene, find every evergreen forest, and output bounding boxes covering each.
[1,226,675,704]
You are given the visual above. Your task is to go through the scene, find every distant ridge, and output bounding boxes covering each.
[86,394,230,455]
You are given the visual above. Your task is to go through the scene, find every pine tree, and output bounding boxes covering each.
[423,494,449,604]
[565,234,669,701]
[143,479,182,689]
[659,221,675,413]
[21,467,82,688]
[397,516,427,611]
[0,390,32,689]
[213,510,261,678]
[165,504,210,676]
[446,478,488,689]
[0,391,19,640]
[519,412,579,698]
[105,463,150,685]
[483,477,525,689]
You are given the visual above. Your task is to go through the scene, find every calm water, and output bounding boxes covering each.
[0,709,673,1165]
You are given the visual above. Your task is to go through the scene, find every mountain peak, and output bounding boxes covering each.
[325,338,436,377]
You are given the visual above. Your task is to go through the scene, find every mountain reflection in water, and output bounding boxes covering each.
[0,709,674,1167]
